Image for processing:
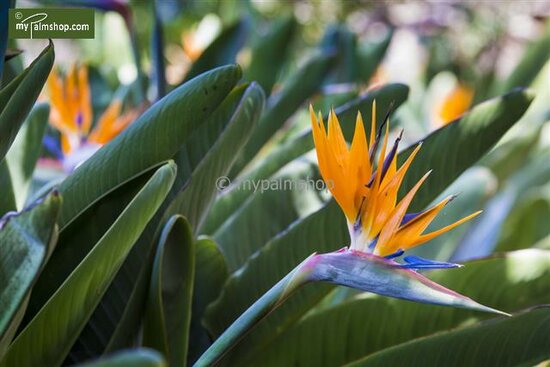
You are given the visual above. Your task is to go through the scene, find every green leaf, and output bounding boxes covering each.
[230,53,335,176]
[240,250,550,366]
[244,16,297,95]
[399,88,534,212]
[188,238,228,365]
[76,348,166,367]
[203,202,345,361]
[2,162,176,367]
[0,160,16,215]
[65,80,258,361]
[496,185,550,252]
[164,82,265,231]
[349,307,550,367]
[23,170,153,331]
[58,65,241,230]
[0,42,53,161]
[0,192,60,357]
[214,159,325,272]
[320,25,360,83]
[183,19,248,83]
[143,216,194,367]
[6,103,50,209]
[203,84,409,234]
[452,152,550,261]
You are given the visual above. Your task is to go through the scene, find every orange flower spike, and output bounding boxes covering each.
[383,195,458,255]
[47,68,77,134]
[370,143,421,237]
[65,64,79,128]
[404,210,482,250]
[374,170,432,256]
[88,100,123,145]
[349,111,371,206]
[311,102,481,263]
[77,65,93,134]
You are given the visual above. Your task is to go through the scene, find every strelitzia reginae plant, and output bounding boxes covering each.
[43,64,142,172]
[1,6,549,367]
[193,104,507,366]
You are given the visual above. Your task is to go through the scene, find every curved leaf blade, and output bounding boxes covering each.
[0,42,54,161]
[143,216,195,367]
[183,19,248,83]
[66,81,261,361]
[349,307,550,367]
[6,103,50,209]
[165,82,265,231]
[0,192,61,357]
[188,237,228,365]
[2,162,176,367]
[58,65,242,229]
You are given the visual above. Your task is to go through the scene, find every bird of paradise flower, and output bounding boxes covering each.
[43,64,142,172]
[194,102,507,367]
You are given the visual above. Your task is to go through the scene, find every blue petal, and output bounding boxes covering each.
[385,249,404,260]
[43,135,63,160]
[401,255,461,270]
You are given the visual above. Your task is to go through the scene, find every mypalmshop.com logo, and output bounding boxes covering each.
[9,8,94,39]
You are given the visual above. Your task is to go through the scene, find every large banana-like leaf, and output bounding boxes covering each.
[188,238,228,365]
[6,103,50,209]
[1,163,176,367]
[239,249,550,366]
[77,349,166,367]
[203,84,409,234]
[348,307,550,367]
[0,192,60,357]
[66,81,263,362]
[244,16,297,95]
[183,19,249,83]
[0,42,53,162]
[143,216,194,367]
[58,65,241,229]
[163,82,265,231]
[230,53,335,176]
[399,88,533,212]
[23,171,153,327]
[28,70,238,330]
